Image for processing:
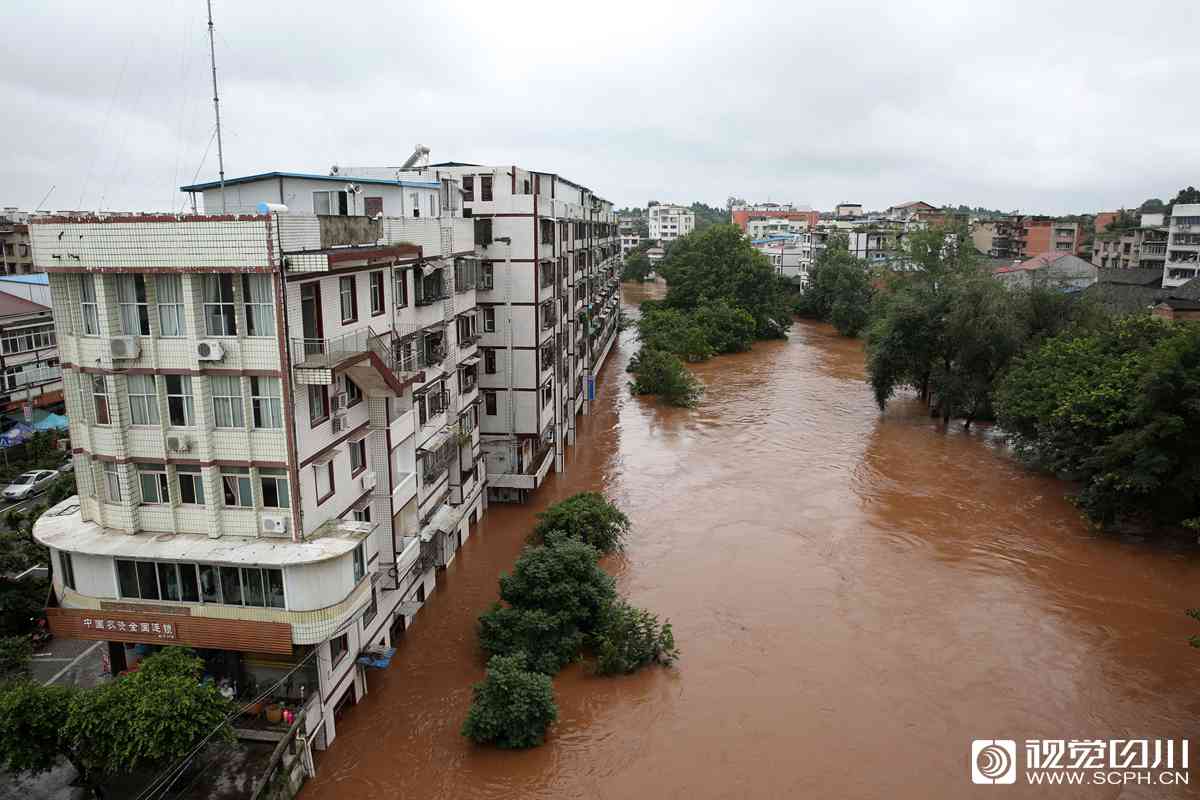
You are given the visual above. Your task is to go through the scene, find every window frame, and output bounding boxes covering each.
[369,271,385,316]
[221,467,253,508]
[138,465,170,504]
[210,375,245,429]
[116,274,151,336]
[251,376,283,429]
[484,390,497,416]
[156,274,186,337]
[308,383,329,427]
[59,551,76,591]
[165,374,195,427]
[259,468,290,509]
[315,461,335,505]
[176,465,205,506]
[91,375,112,425]
[350,438,367,477]
[242,274,276,337]
[79,274,100,336]
[352,542,366,584]
[393,269,408,308]
[483,307,495,332]
[339,275,358,324]
[203,274,238,337]
[127,374,160,426]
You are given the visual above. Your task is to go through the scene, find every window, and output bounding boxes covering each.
[220,566,243,605]
[251,377,283,428]
[91,375,111,425]
[203,274,237,336]
[79,274,99,335]
[330,633,349,664]
[242,274,275,336]
[315,461,334,503]
[352,543,365,583]
[199,564,220,603]
[308,383,329,426]
[484,349,496,374]
[363,196,383,217]
[210,375,244,428]
[483,307,495,332]
[393,269,408,308]
[59,551,76,591]
[127,375,159,426]
[484,390,497,416]
[139,465,170,504]
[116,275,150,335]
[265,568,285,608]
[362,588,378,628]
[165,375,194,426]
[350,439,367,475]
[352,504,371,523]
[480,174,493,201]
[104,462,121,502]
[480,261,494,289]
[156,274,186,336]
[222,467,253,507]
[339,276,357,323]
[369,271,385,316]
[117,560,140,598]
[462,176,474,202]
[314,190,348,216]
[159,562,183,601]
[177,466,205,505]
[260,468,290,508]
[343,375,362,406]
[1,324,55,355]
[541,380,553,408]
[409,192,421,218]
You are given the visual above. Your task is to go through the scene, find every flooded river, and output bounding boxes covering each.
[302,280,1200,799]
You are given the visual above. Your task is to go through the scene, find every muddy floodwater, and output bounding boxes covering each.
[302,280,1200,799]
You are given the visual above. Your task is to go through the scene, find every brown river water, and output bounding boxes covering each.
[302,281,1200,799]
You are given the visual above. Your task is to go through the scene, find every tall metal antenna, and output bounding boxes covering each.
[206,0,226,213]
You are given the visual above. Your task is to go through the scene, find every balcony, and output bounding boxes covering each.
[488,441,555,490]
[291,326,421,393]
[7,364,63,388]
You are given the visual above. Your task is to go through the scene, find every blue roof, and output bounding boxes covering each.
[180,171,442,192]
[0,274,49,285]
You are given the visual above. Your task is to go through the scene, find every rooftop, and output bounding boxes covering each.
[0,273,49,285]
[180,170,441,192]
[0,292,51,318]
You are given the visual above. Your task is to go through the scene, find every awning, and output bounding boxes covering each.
[461,356,480,367]
[420,504,456,541]
[417,429,450,455]
[348,427,370,443]
[311,446,340,466]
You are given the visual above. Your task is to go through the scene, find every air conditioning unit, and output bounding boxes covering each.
[197,340,225,361]
[360,471,377,492]
[261,513,290,535]
[331,416,347,434]
[331,392,348,413]
[110,336,141,360]
[166,435,192,453]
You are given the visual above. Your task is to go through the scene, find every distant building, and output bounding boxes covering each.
[0,290,62,413]
[992,252,1097,291]
[884,201,937,222]
[1021,218,1082,258]
[834,203,863,219]
[0,213,35,275]
[1163,203,1200,288]
[1091,213,1168,271]
[732,203,818,233]
[647,204,694,243]
[746,216,810,239]
[752,235,811,285]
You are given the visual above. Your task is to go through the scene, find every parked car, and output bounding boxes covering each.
[3,470,59,501]
[57,459,73,474]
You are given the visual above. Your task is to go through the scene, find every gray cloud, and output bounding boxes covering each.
[2,0,1197,214]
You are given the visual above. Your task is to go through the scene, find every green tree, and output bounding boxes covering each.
[590,600,679,676]
[622,250,653,282]
[477,605,583,674]
[693,300,757,353]
[627,349,704,407]
[531,492,630,554]
[496,541,617,633]
[637,307,714,362]
[0,635,33,679]
[794,236,873,336]
[461,653,558,749]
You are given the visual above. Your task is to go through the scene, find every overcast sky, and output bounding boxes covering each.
[3,0,1197,215]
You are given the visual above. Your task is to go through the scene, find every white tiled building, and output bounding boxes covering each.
[647,203,694,243]
[32,168,486,752]
[1163,203,1200,288]
[408,162,621,502]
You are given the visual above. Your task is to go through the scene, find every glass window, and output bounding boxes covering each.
[344,376,362,406]
[313,191,331,215]
[117,559,140,598]
[221,467,253,507]
[331,633,348,663]
[104,462,121,502]
[139,466,169,504]
[180,564,200,603]
[480,174,493,201]
[117,274,150,335]
[136,561,160,600]
[165,375,194,426]
[393,270,408,308]
[265,568,285,609]
[251,377,283,428]
[483,307,495,332]
[369,271,385,315]
[210,375,244,428]
[91,375,111,425]
[156,274,185,336]
[484,349,496,374]
[128,375,159,425]
[350,439,366,474]
[59,551,76,591]
[353,542,365,583]
[308,384,328,425]
[260,468,289,508]
[362,588,378,628]
[484,390,497,416]
[242,274,275,336]
[315,461,333,501]
[199,564,221,603]
[177,466,205,505]
[352,504,371,523]
[219,565,243,605]
[242,567,265,607]
[80,274,100,336]
[339,276,357,323]
[203,274,237,336]
[158,562,181,601]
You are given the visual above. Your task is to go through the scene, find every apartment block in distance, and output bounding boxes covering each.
[648,203,695,244]
[1091,213,1168,271]
[1163,203,1200,288]
[415,162,621,503]
[31,162,486,752]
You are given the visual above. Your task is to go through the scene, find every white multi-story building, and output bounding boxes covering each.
[647,203,694,243]
[746,217,810,239]
[752,234,811,285]
[31,165,486,753]
[1163,203,1200,288]
[407,163,621,503]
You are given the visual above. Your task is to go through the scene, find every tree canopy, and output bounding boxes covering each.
[794,236,873,337]
[531,492,630,554]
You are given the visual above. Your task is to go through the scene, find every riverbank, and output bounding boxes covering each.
[301,287,1200,799]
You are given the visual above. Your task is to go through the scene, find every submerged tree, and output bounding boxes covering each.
[462,653,558,749]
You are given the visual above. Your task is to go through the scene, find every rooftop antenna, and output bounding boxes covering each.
[206,0,227,213]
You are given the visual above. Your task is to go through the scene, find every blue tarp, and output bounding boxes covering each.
[0,423,34,449]
[356,647,397,669]
[32,413,68,431]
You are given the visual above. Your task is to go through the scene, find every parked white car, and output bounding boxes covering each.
[3,470,59,501]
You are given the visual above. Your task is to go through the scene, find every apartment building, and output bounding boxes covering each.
[0,289,62,413]
[408,163,620,503]
[619,222,644,256]
[648,203,694,243]
[834,203,863,219]
[31,167,485,752]
[1,212,35,275]
[752,234,811,284]
[1091,213,1168,271]
[732,202,819,233]
[1163,203,1200,288]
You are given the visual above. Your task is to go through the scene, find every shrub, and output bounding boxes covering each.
[693,300,756,354]
[461,653,558,749]
[637,307,713,362]
[531,492,630,554]
[590,600,679,676]
[477,604,582,675]
[628,349,703,408]
[498,541,616,633]
[0,636,33,679]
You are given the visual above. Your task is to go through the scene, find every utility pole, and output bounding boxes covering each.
[206,0,227,213]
